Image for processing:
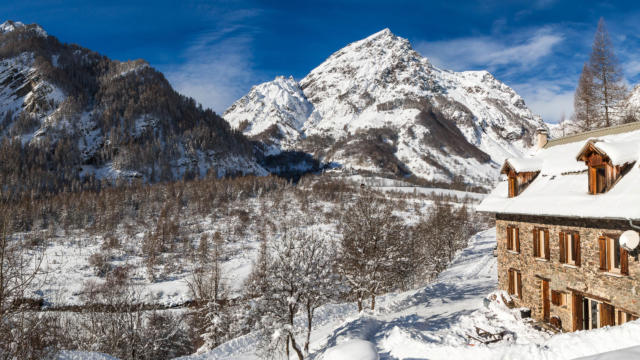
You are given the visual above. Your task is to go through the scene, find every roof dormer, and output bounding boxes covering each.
[501,158,541,198]
[576,140,637,195]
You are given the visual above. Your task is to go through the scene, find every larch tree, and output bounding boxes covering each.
[573,63,598,131]
[588,17,627,127]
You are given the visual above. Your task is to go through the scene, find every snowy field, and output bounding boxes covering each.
[184,228,640,360]
[25,181,471,308]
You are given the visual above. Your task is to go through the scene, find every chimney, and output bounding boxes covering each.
[536,128,548,149]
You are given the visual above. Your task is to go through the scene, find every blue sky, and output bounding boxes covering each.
[5,1,640,123]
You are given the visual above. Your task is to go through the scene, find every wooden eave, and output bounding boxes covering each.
[500,161,514,175]
[576,141,609,163]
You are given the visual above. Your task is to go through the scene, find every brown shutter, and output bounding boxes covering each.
[599,236,607,271]
[506,226,512,250]
[533,229,539,257]
[517,271,522,298]
[574,233,581,267]
[508,270,514,295]
[544,229,550,260]
[559,232,566,263]
[515,227,520,252]
[621,248,629,276]
[573,293,583,331]
[600,303,615,327]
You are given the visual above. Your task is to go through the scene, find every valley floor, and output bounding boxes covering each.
[185,228,640,360]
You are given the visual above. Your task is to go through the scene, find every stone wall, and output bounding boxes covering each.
[496,213,640,332]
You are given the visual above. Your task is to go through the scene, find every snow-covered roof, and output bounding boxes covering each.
[576,140,640,166]
[501,158,542,173]
[478,128,640,220]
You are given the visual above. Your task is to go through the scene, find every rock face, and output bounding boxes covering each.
[225,29,546,188]
[0,20,266,195]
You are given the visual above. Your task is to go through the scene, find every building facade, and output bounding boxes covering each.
[479,123,640,332]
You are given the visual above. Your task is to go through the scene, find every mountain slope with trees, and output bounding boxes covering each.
[0,20,266,199]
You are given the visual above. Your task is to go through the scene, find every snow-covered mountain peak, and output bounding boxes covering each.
[224,75,313,148]
[0,20,47,37]
[224,29,545,187]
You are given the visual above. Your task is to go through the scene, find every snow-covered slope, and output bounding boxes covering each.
[187,228,640,360]
[0,20,266,185]
[224,76,312,153]
[224,29,546,187]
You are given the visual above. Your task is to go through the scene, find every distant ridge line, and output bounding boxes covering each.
[545,121,640,148]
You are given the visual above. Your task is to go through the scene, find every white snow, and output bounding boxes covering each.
[0,20,47,36]
[478,129,640,220]
[575,345,640,360]
[502,157,542,173]
[586,140,639,166]
[320,340,379,360]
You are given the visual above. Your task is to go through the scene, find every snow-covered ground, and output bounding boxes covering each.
[26,182,464,308]
[186,228,640,360]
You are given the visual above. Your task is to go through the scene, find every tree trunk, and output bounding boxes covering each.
[304,303,313,354]
[371,293,376,310]
[289,334,305,360]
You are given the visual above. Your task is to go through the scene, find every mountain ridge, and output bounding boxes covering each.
[224,28,546,188]
[0,20,267,197]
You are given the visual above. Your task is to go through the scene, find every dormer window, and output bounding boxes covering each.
[576,140,636,195]
[501,159,541,198]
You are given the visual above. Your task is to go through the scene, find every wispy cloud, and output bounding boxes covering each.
[415,26,575,123]
[511,79,576,122]
[162,9,262,114]
[414,27,563,74]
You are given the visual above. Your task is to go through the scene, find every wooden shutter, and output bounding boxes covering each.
[574,233,581,266]
[559,232,566,263]
[600,303,615,327]
[589,167,597,194]
[506,226,512,250]
[508,270,514,294]
[509,177,515,197]
[515,227,520,252]
[599,237,607,271]
[533,229,539,257]
[517,271,522,298]
[621,248,629,276]
[573,293,583,331]
[544,229,550,260]
[551,291,561,306]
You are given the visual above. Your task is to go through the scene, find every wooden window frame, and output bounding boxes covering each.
[551,290,565,306]
[506,225,520,253]
[533,228,550,260]
[559,231,581,266]
[599,235,629,275]
[508,268,522,298]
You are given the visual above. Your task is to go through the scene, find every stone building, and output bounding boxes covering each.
[478,122,640,332]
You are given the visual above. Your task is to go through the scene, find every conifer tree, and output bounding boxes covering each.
[573,63,598,131]
[588,17,627,127]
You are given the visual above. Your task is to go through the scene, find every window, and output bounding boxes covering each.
[506,226,520,252]
[559,231,581,266]
[551,290,566,306]
[508,269,522,298]
[599,235,629,275]
[582,298,615,330]
[588,166,607,194]
[616,310,638,325]
[533,228,550,260]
